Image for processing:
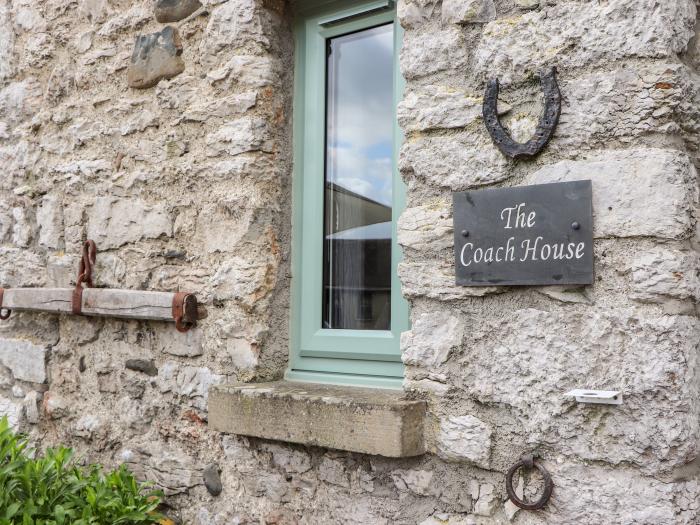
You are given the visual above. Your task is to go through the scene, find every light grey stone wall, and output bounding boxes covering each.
[0,0,698,524]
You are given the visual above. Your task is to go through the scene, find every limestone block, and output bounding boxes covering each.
[401,134,510,190]
[119,444,200,495]
[397,0,439,29]
[11,207,32,248]
[399,260,500,300]
[475,0,697,81]
[156,328,204,357]
[398,203,452,252]
[0,202,11,242]
[548,462,699,524]
[182,92,256,123]
[555,64,693,148]
[401,27,468,80]
[199,0,268,56]
[0,396,22,428]
[47,254,77,287]
[401,312,464,368]
[527,149,697,240]
[630,246,700,304]
[127,27,185,89]
[0,78,42,123]
[462,308,700,473]
[22,390,40,424]
[436,415,492,468]
[53,159,111,176]
[473,483,498,517]
[13,5,46,32]
[0,1,14,81]
[87,197,172,249]
[210,381,426,457]
[442,0,495,24]
[79,0,111,24]
[205,117,272,157]
[210,257,276,308]
[398,85,511,132]
[97,6,151,37]
[260,443,312,474]
[0,338,47,383]
[159,362,223,410]
[318,457,349,488]
[206,55,279,88]
[391,469,434,496]
[37,195,63,250]
[155,0,203,23]
[0,248,46,287]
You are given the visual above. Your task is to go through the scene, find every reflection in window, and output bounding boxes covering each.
[323,23,394,330]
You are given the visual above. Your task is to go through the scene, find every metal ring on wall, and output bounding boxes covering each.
[505,454,554,510]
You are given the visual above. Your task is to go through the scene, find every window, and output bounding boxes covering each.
[288,0,408,388]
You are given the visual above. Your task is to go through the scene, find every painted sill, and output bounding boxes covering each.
[208,381,426,457]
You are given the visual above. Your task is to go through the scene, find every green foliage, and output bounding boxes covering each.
[0,417,163,525]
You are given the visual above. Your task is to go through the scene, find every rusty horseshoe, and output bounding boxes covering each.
[482,67,561,160]
[505,454,554,510]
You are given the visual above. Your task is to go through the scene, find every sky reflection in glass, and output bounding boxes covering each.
[323,23,394,331]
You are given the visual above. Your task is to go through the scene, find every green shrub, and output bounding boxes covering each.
[0,417,164,525]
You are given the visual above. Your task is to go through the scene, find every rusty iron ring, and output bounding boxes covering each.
[483,67,561,160]
[505,454,553,511]
[0,289,10,320]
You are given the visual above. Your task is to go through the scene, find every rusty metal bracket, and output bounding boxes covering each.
[483,67,561,160]
[72,240,97,315]
[172,292,198,333]
[0,288,10,320]
[505,454,554,510]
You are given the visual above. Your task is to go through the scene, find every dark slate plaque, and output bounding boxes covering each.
[453,180,593,286]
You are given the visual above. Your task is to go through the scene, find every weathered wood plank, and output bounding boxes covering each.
[3,288,197,322]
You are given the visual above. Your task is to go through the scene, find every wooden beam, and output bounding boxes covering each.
[2,288,199,324]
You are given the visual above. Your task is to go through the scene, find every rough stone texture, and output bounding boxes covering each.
[155,0,203,24]
[127,26,185,89]
[442,0,495,25]
[0,338,47,383]
[0,0,697,523]
[210,382,427,458]
[437,415,493,468]
[527,148,698,239]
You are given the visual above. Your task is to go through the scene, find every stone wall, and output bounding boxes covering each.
[0,0,698,524]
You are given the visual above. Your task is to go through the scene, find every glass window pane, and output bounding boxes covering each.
[323,23,394,330]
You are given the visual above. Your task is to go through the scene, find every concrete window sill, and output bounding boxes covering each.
[208,381,426,457]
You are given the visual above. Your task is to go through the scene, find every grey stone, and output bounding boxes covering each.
[401,27,468,80]
[203,463,223,496]
[401,133,510,190]
[398,203,453,252]
[475,0,697,82]
[399,260,501,300]
[436,415,492,468]
[527,149,697,240]
[0,395,22,428]
[87,197,172,249]
[36,195,63,250]
[125,359,158,377]
[442,0,495,24]
[209,381,426,457]
[119,444,200,496]
[155,0,203,23]
[401,313,464,368]
[128,26,185,89]
[0,338,47,383]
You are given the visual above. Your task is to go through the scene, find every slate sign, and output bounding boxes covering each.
[453,180,593,286]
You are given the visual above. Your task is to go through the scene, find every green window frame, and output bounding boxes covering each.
[287,0,408,389]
